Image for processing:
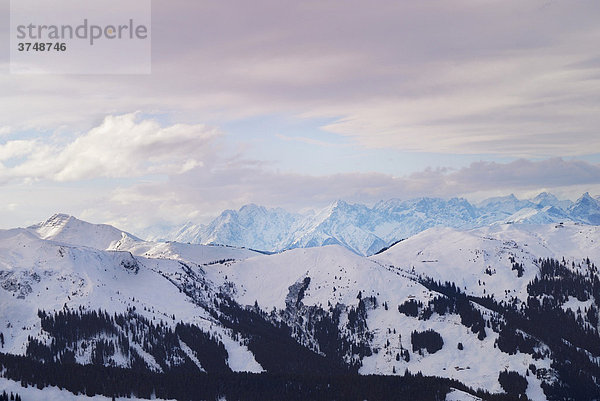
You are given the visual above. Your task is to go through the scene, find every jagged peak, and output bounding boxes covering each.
[239,203,264,212]
[532,191,556,201]
[37,212,74,225]
[479,193,519,205]
[571,192,599,207]
[329,199,350,208]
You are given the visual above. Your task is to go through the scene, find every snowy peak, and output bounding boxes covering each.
[569,192,600,224]
[175,205,300,253]
[29,213,74,236]
[477,194,534,214]
[505,205,569,224]
[28,213,140,250]
[532,192,573,210]
[169,192,597,256]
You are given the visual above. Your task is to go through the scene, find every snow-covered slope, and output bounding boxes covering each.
[372,222,600,302]
[206,245,394,310]
[204,225,600,399]
[109,235,259,265]
[0,377,174,401]
[0,224,263,373]
[3,214,600,400]
[505,205,570,224]
[27,213,141,250]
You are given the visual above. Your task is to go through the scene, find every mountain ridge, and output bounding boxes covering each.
[162,192,598,256]
[3,216,600,399]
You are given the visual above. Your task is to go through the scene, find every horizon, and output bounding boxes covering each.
[8,189,598,237]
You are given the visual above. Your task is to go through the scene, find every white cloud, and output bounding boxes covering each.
[1,113,599,233]
[0,1,599,156]
[0,140,36,161]
[1,113,220,182]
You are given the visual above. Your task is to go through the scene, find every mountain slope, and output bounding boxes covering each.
[27,213,141,250]
[3,215,600,400]
[0,225,263,373]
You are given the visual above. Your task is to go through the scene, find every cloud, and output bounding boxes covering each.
[92,156,600,233]
[2,1,600,231]
[0,113,220,182]
[0,1,599,156]
[0,140,36,161]
[275,133,348,148]
[1,114,598,232]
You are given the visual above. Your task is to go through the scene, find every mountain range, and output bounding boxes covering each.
[160,192,600,256]
[2,212,600,399]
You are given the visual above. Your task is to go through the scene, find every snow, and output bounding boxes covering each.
[445,389,482,401]
[3,213,600,400]
[178,339,206,372]
[218,333,264,373]
[372,223,600,303]
[206,245,404,311]
[207,242,556,397]
[27,213,141,250]
[168,192,595,256]
[109,237,259,264]
[359,308,551,396]
[0,225,263,371]
[562,296,594,314]
[0,377,175,401]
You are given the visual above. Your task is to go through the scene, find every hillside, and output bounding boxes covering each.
[1,215,600,399]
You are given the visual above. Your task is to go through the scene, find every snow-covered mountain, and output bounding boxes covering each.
[167,192,598,256]
[27,213,141,250]
[175,204,300,252]
[2,214,600,400]
[504,205,571,224]
[0,221,264,375]
[568,192,600,225]
[531,192,573,210]
[475,194,536,224]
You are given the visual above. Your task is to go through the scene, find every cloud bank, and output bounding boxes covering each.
[0,0,599,156]
[1,114,598,232]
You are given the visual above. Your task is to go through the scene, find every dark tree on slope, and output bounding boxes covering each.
[398,299,421,317]
[498,370,527,397]
[411,330,443,354]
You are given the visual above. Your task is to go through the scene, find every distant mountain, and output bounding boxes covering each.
[372,197,478,240]
[532,192,573,210]
[169,204,301,252]
[569,192,600,225]
[505,205,570,224]
[285,200,388,256]
[168,192,597,256]
[475,194,536,224]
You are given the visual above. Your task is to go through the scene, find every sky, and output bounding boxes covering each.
[0,0,600,234]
